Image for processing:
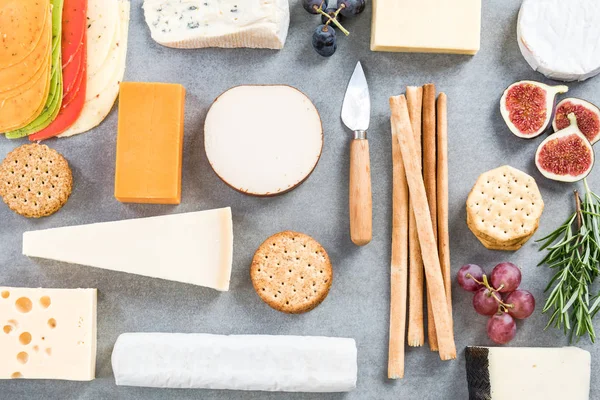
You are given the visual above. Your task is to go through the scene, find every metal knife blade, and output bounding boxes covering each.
[341,61,370,132]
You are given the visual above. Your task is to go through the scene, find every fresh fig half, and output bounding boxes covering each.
[553,98,600,145]
[500,80,568,139]
[535,113,595,182]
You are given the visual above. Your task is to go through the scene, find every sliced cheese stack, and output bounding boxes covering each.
[23,208,234,290]
[30,0,89,140]
[112,333,357,392]
[0,287,97,381]
[465,346,590,399]
[142,0,290,50]
[0,0,53,134]
[58,0,131,138]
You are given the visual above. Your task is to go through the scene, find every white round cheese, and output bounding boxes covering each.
[517,0,600,82]
[205,85,323,196]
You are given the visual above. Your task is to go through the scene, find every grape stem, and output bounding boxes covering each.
[466,273,514,313]
[317,7,350,36]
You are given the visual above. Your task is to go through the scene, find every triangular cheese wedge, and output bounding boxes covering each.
[23,208,233,291]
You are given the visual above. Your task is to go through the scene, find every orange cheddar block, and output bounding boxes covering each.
[115,82,186,204]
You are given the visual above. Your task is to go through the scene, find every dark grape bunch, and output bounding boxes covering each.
[457,262,535,345]
[302,0,365,57]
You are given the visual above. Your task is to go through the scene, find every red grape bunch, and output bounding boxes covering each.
[457,262,535,345]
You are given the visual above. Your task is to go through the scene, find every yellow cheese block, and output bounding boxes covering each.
[0,0,50,68]
[370,0,481,55]
[115,82,186,204]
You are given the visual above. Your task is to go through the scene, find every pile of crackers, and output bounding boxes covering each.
[466,165,544,251]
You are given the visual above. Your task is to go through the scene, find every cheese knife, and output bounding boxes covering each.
[341,61,372,246]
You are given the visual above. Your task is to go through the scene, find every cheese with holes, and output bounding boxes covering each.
[371,0,481,54]
[23,208,233,290]
[112,333,357,392]
[142,0,290,49]
[517,0,600,81]
[465,346,590,399]
[0,287,96,381]
[115,82,186,204]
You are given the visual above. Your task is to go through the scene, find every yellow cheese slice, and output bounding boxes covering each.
[0,40,52,133]
[0,0,50,69]
[0,5,51,93]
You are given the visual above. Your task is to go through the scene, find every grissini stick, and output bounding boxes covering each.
[437,93,453,326]
[388,112,409,379]
[390,95,456,361]
[405,86,425,347]
[422,83,439,351]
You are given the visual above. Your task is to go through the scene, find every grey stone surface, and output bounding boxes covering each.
[1,0,600,398]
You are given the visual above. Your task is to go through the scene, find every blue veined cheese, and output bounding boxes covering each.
[142,0,289,49]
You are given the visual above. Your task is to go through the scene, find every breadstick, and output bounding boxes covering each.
[388,113,409,379]
[422,84,439,351]
[437,93,453,326]
[390,95,456,361]
[405,86,424,347]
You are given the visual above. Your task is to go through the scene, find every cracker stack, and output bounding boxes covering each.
[466,165,544,251]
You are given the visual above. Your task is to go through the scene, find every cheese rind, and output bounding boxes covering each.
[0,287,96,381]
[370,0,481,55]
[142,0,290,49]
[115,82,186,204]
[112,333,357,392]
[23,208,234,290]
[517,0,600,81]
[465,346,590,400]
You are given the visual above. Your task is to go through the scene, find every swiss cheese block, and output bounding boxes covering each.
[142,0,290,50]
[112,333,357,392]
[371,0,481,54]
[205,85,323,196]
[115,82,185,204]
[0,287,97,381]
[23,208,234,290]
[465,346,590,399]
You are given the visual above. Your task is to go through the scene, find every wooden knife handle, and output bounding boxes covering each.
[349,138,372,246]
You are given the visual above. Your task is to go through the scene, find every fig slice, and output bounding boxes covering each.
[535,113,595,183]
[500,80,568,139]
[552,98,600,145]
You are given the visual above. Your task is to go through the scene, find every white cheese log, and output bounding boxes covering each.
[142,0,289,50]
[23,208,233,290]
[0,287,97,381]
[204,85,323,196]
[465,346,590,400]
[517,0,600,81]
[59,0,130,137]
[112,333,357,392]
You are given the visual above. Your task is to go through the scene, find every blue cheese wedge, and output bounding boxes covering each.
[142,0,289,49]
[465,346,590,400]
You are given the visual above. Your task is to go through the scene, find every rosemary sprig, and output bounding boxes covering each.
[537,179,600,343]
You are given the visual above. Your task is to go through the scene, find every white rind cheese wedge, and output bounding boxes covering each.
[22,208,234,291]
[205,85,323,196]
[465,346,591,400]
[0,287,97,381]
[142,0,290,50]
[59,0,130,137]
[517,0,600,81]
[112,333,357,392]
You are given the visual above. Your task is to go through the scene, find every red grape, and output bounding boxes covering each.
[487,313,516,344]
[457,264,484,292]
[505,290,535,319]
[490,262,522,292]
[473,288,499,315]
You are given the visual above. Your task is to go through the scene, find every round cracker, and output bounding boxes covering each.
[466,165,543,244]
[250,231,332,314]
[0,144,72,218]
